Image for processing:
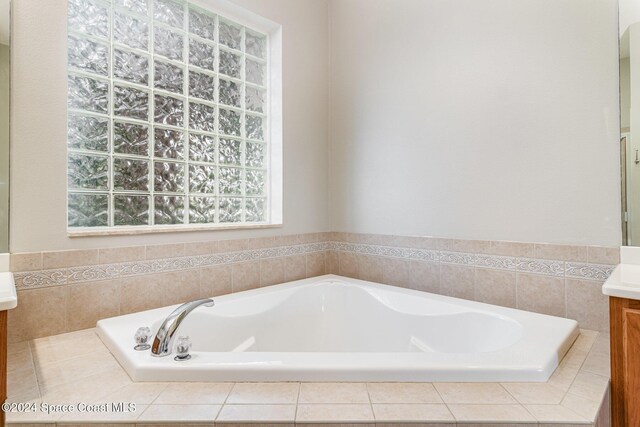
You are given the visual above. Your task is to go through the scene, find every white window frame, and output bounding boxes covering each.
[67,0,283,236]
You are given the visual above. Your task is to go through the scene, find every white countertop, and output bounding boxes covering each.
[602,264,640,300]
[0,272,17,310]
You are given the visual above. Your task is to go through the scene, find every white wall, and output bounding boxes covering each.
[621,0,640,37]
[329,0,621,246]
[10,0,329,252]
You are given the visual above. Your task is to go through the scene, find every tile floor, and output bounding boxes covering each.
[5,328,610,426]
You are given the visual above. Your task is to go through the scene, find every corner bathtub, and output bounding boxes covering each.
[97,274,579,382]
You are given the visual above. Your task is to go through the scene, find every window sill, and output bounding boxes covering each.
[67,222,284,237]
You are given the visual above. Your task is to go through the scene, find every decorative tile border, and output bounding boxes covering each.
[13,238,617,291]
[15,242,328,290]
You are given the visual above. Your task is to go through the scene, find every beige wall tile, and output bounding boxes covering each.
[299,382,369,404]
[284,255,306,281]
[247,236,276,249]
[274,234,300,247]
[10,252,43,272]
[184,240,219,256]
[534,244,588,262]
[440,264,475,300]
[8,287,67,343]
[475,268,516,308]
[232,261,260,293]
[200,265,232,297]
[525,404,588,423]
[119,275,164,315]
[218,239,249,253]
[440,239,491,254]
[516,273,565,317]
[487,241,535,257]
[65,279,120,332]
[567,371,610,403]
[227,383,299,404]
[338,251,359,278]
[299,232,323,243]
[382,257,410,287]
[587,246,620,265]
[566,279,609,331]
[561,392,601,421]
[43,249,99,269]
[306,251,326,277]
[408,261,440,294]
[325,250,339,274]
[145,243,185,260]
[260,257,285,287]
[98,246,146,264]
[357,254,383,283]
[501,382,567,404]
[161,269,201,306]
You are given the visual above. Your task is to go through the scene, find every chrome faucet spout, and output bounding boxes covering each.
[151,298,214,357]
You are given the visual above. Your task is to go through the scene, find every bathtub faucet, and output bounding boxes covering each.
[151,298,215,357]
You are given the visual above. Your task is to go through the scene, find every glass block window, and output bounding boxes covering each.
[67,0,269,229]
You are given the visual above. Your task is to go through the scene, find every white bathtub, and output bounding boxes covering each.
[97,274,579,382]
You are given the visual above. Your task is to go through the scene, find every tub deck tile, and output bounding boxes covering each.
[3,329,610,426]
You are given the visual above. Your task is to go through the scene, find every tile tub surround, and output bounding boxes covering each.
[4,328,610,426]
[8,233,618,342]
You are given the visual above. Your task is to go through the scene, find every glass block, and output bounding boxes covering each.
[189,7,215,41]
[68,75,109,114]
[219,108,241,136]
[154,27,184,61]
[189,39,215,71]
[68,35,109,76]
[218,138,241,165]
[219,20,242,50]
[218,167,242,195]
[68,153,109,190]
[219,197,242,222]
[154,61,184,94]
[246,169,265,195]
[189,197,215,223]
[68,114,109,152]
[114,12,149,50]
[115,0,148,15]
[219,79,241,107]
[154,0,184,28]
[114,85,149,120]
[113,158,149,191]
[154,95,184,127]
[245,142,265,168]
[114,122,149,156]
[154,127,184,159]
[245,87,265,113]
[188,71,215,101]
[246,115,264,140]
[245,198,266,222]
[188,133,215,162]
[154,195,185,224]
[246,59,265,86]
[189,164,215,193]
[189,102,215,132]
[68,0,110,39]
[114,194,149,226]
[219,50,241,79]
[154,161,184,192]
[68,193,109,227]
[114,49,149,85]
[246,31,266,59]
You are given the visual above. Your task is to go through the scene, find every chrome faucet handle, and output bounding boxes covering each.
[134,326,151,351]
[174,336,192,361]
[151,298,214,357]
